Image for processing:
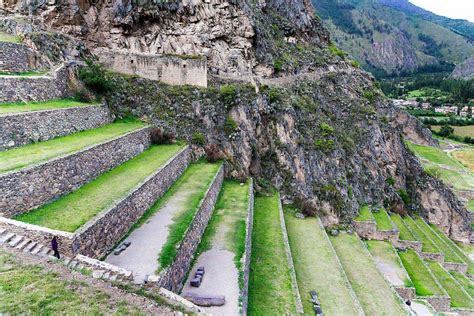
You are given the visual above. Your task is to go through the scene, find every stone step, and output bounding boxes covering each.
[0,228,6,236]
[15,238,31,250]
[23,241,37,253]
[68,261,78,269]
[30,244,43,255]
[8,235,23,247]
[0,232,15,243]
[40,247,51,257]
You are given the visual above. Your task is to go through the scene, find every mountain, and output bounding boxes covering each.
[312,0,474,77]
[452,57,474,80]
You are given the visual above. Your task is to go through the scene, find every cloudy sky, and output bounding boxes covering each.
[410,0,474,22]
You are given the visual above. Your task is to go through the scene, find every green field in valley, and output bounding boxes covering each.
[330,233,406,315]
[15,145,183,232]
[0,120,146,173]
[407,142,464,168]
[248,193,298,315]
[0,99,97,115]
[284,208,362,315]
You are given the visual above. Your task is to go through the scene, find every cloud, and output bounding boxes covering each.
[410,0,474,22]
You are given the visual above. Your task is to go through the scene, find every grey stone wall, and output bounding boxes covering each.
[353,220,377,239]
[442,262,468,274]
[374,229,399,242]
[71,146,192,258]
[0,127,152,217]
[0,64,72,102]
[241,179,254,316]
[394,287,415,301]
[426,296,451,312]
[0,104,113,151]
[0,42,48,72]
[393,239,422,252]
[156,164,224,293]
[419,252,444,263]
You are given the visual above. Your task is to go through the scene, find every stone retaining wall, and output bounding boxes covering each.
[374,229,399,241]
[241,178,254,316]
[426,296,450,312]
[0,104,113,151]
[155,164,224,293]
[353,220,376,239]
[72,146,192,258]
[0,127,151,217]
[0,42,48,72]
[442,262,468,274]
[394,287,415,300]
[393,239,423,252]
[419,252,444,263]
[0,64,72,102]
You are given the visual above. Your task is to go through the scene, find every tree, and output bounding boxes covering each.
[438,125,454,137]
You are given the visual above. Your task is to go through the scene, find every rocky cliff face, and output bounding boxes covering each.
[2,0,471,241]
[452,57,474,80]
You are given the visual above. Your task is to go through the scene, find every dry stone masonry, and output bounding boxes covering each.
[0,104,113,151]
[0,127,152,217]
[0,41,48,72]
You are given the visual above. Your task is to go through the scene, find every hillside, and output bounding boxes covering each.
[312,0,474,77]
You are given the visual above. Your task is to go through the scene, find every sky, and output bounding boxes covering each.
[409,0,474,22]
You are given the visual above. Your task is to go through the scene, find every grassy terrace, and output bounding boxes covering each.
[284,208,362,315]
[391,214,417,241]
[403,216,440,253]
[330,233,406,315]
[15,144,183,232]
[398,249,444,297]
[372,208,394,231]
[0,70,48,77]
[453,149,474,172]
[0,120,146,173]
[407,142,463,169]
[366,240,412,288]
[0,251,146,315]
[429,225,474,275]
[354,205,374,222]
[0,99,97,115]
[196,180,249,269]
[414,217,464,263]
[449,271,474,298]
[426,260,473,308]
[0,32,21,43]
[248,193,297,315]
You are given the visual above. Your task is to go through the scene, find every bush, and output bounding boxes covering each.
[191,132,205,145]
[150,128,176,145]
[398,189,411,206]
[425,166,441,179]
[220,85,237,107]
[78,60,112,94]
[224,116,238,135]
[204,144,223,162]
[437,125,454,137]
[294,195,318,216]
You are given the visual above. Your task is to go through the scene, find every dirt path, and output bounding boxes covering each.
[374,261,405,287]
[105,189,194,282]
[411,301,434,316]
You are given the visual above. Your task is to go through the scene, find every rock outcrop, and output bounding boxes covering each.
[452,56,474,80]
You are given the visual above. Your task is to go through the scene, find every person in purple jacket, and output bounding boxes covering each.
[51,236,60,259]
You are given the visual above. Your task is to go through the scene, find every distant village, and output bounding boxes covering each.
[393,99,473,117]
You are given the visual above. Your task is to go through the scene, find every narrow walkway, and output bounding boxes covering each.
[105,163,220,282]
[181,181,250,316]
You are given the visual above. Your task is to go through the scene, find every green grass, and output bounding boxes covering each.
[155,162,222,270]
[449,271,474,298]
[467,200,474,212]
[403,216,440,253]
[452,149,474,173]
[366,240,412,287]
[372,208,394,231]
[330,233,406,315]
[0,120,146,173]
[0,32,21,43]
[407,142,464,169]
[354,205,374,222]
[195,180,249,272]
[413,217,464,263]
[0,70,48,77]
[0,98,97,115]
[284,208,362,315]
[426,260,473,308]
[390,214,417,241]
[398,249,444,297]
[248,193,297,315]
[15,145,183,232]
[0,251,146,315]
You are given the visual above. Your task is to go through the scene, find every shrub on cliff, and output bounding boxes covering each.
[150,128,176,145]
[78,60,112,94]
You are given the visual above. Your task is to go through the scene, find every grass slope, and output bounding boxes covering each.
[354,205,374,222]
[403,217,440,253]
[195,180,249,270]
[248,193,297,315]
[372,208,394,231]
[449,271,474,298]
[391,214,417,241]
[0,98,96,115]
[398,249,444,297]
[284,208,362,315]
[330,233,406,315]
[15,145,183,232]
[0,120,146,173]
[0,251,145,315]
[413,217,464,263]
[0,32,21,43]
[426,260,473,308]
[407,142,463,169]
[453,149,474,173]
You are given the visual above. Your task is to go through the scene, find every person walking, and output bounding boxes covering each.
[51,236,60,259]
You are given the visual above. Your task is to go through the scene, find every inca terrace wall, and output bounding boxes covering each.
[0,127,152,217]
[0,64,72,102]
[71,146,193,258]
[241,178,254,316]
[0,104,113,151]
[95,49,208,88]
[0,41,48,72]
[153,164,224,293]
